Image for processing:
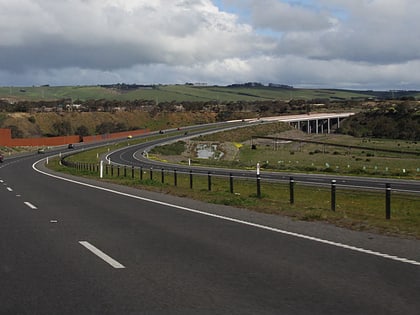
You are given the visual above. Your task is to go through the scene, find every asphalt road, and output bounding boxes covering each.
[1,148,420,314]
[108,130,420,194]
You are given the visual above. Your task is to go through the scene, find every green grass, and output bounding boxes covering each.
[49,144,420,239]
[188,130,420,179]
[0,84,389,102]
[150,141,186,155]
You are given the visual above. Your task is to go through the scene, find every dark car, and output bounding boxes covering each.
[68,144,75,149]
[0,154,3,163]
[37,148,45,154]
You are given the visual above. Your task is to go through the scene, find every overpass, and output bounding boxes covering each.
[253,112,355,134]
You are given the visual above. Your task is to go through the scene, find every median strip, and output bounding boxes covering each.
[79,241,125,269]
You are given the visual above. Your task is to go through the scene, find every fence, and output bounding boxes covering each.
[0,128,149,147]
[60,157,416,221]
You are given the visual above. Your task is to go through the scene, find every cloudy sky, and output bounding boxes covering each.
[1,0,419,90]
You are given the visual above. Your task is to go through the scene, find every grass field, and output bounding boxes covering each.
[157,125,420,179]
[2,84,412,102]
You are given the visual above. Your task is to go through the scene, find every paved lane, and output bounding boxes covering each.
[0,155,420,314]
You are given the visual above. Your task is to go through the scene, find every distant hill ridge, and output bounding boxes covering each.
[1,84,419,102]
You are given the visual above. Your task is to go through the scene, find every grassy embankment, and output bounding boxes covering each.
[48,122,420,239]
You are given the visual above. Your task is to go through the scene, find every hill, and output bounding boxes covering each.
[0,111,218,139]
[1,84,419,102]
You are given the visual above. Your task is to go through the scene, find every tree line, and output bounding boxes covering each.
[1,98,419,140]
[338,102,420,140]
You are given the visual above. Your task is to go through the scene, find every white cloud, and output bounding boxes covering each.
[250,0,334,32]
[0,0,420,89]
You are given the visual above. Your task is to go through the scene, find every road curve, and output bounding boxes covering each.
[107,128,420,194]
[1,127,420,313]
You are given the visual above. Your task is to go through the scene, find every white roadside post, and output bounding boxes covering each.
[100,160,104,178]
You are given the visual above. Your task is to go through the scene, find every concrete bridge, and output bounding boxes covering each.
[255,112,355,134]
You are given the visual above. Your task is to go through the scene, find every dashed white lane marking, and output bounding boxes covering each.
[24,202,38,210]
[6,187,13,192]
[79,241,125,269]
[35,161,420,267]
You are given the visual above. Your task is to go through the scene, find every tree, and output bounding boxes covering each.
[53,121,72,136]
[7,125,23,138]
[75,125,90,136]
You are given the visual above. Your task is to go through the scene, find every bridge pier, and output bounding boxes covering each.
[288,115,348,134]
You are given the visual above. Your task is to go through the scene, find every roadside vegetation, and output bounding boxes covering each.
[48,122,420,240]
[151,123,420,180]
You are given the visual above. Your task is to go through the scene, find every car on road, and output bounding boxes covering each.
[0,154,3,162]
[68,143,75,149]
[37,148,45,154]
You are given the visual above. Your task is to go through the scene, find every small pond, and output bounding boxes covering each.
[196,144,224,159]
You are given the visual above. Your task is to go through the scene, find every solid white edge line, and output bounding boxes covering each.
[24,201,38,210]
[34,160,420,267]
[79,241,125,269]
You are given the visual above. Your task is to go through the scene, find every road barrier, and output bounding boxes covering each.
[61,158,415,221]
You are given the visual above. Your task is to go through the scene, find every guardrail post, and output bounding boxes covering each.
[230,173,234,194]
[256,174,261,198]
[140,166,143,180]
[174,169,177,186]
[111,165,114,176]
[331,180,336,211]
[131,166,134,179]
[190,170,193,189]
[117,166,120,177]
[289,177,294,204]
[208,172,212,191]
[256,163,261,198]
[386,183,391,220]
[161,168,165,184]
[150,167,153,181]
[124,166,127,177]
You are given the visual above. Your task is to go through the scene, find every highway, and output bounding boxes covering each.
[1,137,420,313]
[108,126,420,194]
